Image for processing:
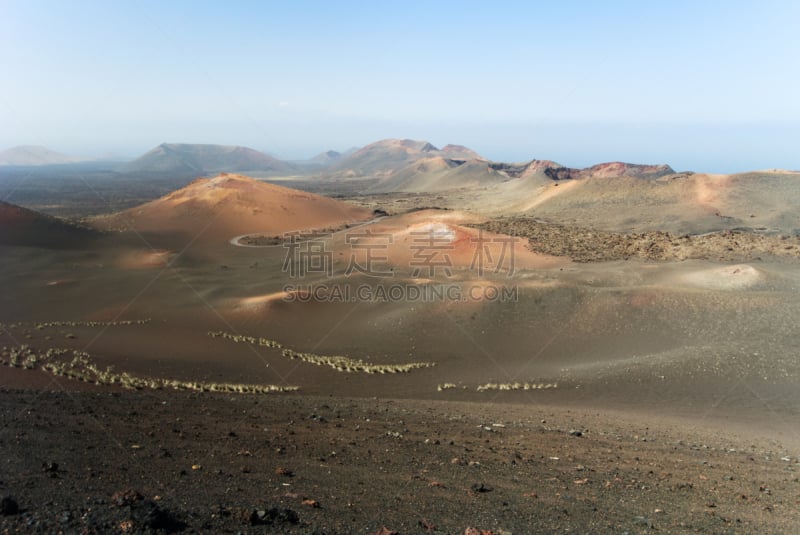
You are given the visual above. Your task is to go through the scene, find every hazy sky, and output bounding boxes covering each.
[2,0,799,172]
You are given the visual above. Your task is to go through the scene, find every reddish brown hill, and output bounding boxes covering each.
[91,173,372,244]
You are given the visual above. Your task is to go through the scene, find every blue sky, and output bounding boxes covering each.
[1,0,798,171]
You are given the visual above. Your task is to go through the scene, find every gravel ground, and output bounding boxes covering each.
[1,389,799,534]
[477,218,800,263]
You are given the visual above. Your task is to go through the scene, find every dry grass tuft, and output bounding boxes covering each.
[476,382,558,392]
[1,344,297,394]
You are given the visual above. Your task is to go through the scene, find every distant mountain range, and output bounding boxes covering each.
[1,139,678,196]
[0,145,79,166]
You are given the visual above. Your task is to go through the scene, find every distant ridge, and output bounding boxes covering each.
[543,161,675,180]
[0,145,78,166]
[119,143,293,176]
[368,155,676,194]
[439,144,484,160]
[310,150,343,164]
[328,138,486,178]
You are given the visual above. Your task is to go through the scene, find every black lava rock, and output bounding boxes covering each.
[0,496,19,516]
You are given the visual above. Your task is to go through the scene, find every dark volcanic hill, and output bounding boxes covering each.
[0,201,98,248]
[0,145,78,166]
[119,143,294,176]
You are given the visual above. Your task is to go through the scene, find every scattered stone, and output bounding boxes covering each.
[112,488,144,507]
[0,496,19,516]
[371,528,399,535]
[275,467,294,477]
[569,429,583,437]
[302,498,321,508]
[41,461,59,473]
[471,483,494,493]
[248,507,299,526]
